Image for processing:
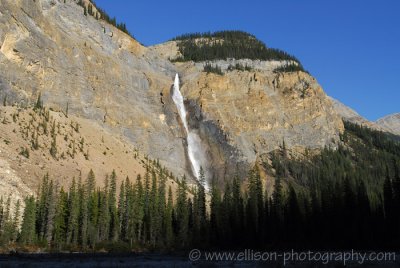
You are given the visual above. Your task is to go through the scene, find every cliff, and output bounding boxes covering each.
[0,0,345,197]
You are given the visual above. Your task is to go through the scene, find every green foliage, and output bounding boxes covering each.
[53,188,68,249]
[19,147,30,159]
[2,122,400,250]
[50,135,57,159]
[203,63,223,75]
[19,196,36,245]
[274,63,308,74]
[34,93,43,111]
[227,63,253,72]
[172,31,303,65]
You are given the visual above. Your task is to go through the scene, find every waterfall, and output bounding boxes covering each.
[172,74,208,190]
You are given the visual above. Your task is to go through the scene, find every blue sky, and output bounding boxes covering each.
[95,0,399,121]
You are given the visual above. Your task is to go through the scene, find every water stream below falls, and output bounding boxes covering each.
[172,74,209,190]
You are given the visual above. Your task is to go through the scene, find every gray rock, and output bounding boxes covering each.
[376,113,400,136]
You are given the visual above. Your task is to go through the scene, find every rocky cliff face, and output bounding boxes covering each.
[0,0,190,178]
[0,0,345,191]
[152,41,344,178]
[176,59,343,179]
[377,113,400,136]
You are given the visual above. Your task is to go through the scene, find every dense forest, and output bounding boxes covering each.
[0,122,399,252]
[172,31,307,72]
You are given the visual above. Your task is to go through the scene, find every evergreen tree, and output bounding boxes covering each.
[383,170,394,220]
[175,176,189,248]
[118,180,126,240]
[0,197,13,246]
[156,170,166,247]
[86,170,98,248]
[44,180,56,246]
[271,176,284,243]
[285,184,302,245]
[132,174,144,244]
[53,188,68,249]
[210,177,222,246]
[19,196,37,245]
[193,167,207,246]
[108,170,119,241]
[246,166,264,246]
[149,169,159,246]
[164,186,174,248]
[98,176,110,242]
[78,177,89,248]
[231,168,244,245]
[12,200,21,243]
[66,178,80,245]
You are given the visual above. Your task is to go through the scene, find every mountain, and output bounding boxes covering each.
[329,96,400,136]
[0,0,344,196]
[376,113,400,136]
[1,0,400,254]
[328,96,386,131]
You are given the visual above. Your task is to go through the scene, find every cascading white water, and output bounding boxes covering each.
[172,74,208,190]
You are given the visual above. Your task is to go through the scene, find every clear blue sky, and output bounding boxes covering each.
[95,0,399,121]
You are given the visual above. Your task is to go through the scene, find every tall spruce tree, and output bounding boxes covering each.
[66,178,80,245]
[19,196,37,245]
[108,170,119,241]
[164,186,174,248]
[53,188,68,249]
[176,176,189,248]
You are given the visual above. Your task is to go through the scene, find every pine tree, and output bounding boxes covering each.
[118,180,126,240]
[0,197,13,246]
[132,174,144,243]
[383,170,394,220]
[246,166,263,245]
[36,174,50,241]
[86,170,98,248]
[12,200,21,242]
[231,168,244,244]
[164,186,174,248]
[123,177,133,244]
[50,134,57,159]
[44,180,56,246]
[221,181,233,247]
[356,180,371,246]
[98,176,110,242]
[53,188,68,249]
[34,93,42,110]
[156,169,166,247]
[78,177,89,247]
[285,184,302,245]
[271,176,284,242]
[19,196,37,245]
[142,168,151,243]
[393,161,400,241]
[149,169,159,246]
[176,176,189,248]
[210,177,222,245]
[193,167,207,246]
[66,178,80,245]
[108,170,119,241]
